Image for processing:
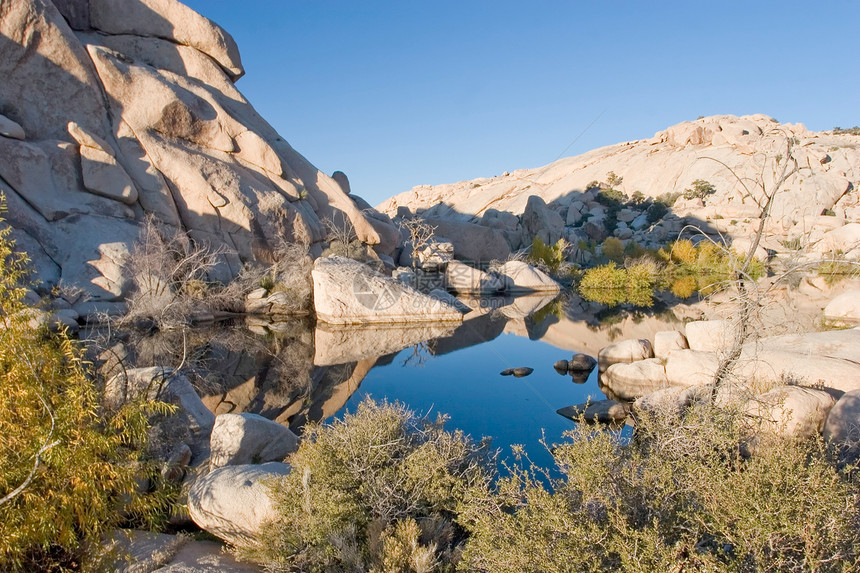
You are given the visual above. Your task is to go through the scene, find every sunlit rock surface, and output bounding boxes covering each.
[0,0,395,299]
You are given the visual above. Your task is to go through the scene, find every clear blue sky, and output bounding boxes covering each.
[184,1,859,206]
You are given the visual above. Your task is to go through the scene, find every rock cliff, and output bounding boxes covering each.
[379,115,860,261]
[0,0,397,301]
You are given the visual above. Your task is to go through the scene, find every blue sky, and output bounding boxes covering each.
[184,1,859,206]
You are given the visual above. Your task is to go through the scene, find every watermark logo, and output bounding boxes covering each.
[352,273,400,311]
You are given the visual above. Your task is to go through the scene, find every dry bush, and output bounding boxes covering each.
[241,399,494,572]
[460,402,860,572]
[120,218,313,331]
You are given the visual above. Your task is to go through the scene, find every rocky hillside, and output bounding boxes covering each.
[0,0,398,305]
[379,115,860,262]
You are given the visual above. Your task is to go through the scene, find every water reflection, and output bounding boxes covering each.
[92,290,700,464]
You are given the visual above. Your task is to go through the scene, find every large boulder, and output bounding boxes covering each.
[209,413,299,470]
[312,256,464,325]
[743,386,837,441]
[423,217,511,263]
[495,260,560,294]
[634,385,705,417]
[445,260,506,294]
[106,530,263,573]
[735,349,860,394]
[522,195,564,245]
[685,320,735,352]
[597,338,654,372]
[823,390,860,462]
[664,349,719,387]
[557,400,628,424]
[755,328,860,363]
[602,358,672,400]
[89,0,245,80]
[0,0,393,300]
[824,291,860,324]
[812,223,860,257]
[188,462,290,546]
[653,330,689,360]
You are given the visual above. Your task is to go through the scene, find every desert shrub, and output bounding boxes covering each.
[655,191,682,208]
[601,237,625,263]
[597,187,625,206]
[0,218,171,571]
[645,201,668,223]
[123,217,313,329]
[244,399,493,572]
[667,239,698,265]
[623,240,648,260]
[780,236,804,251]
[683,179,717,201]
[579,263,655,307]
[122,216,221,326]
[528,236,570,276]
[579,263,627,291]
[817,257,859,286]
[832,126,860,136]
[605,171,623,188]
[459,402,860,572]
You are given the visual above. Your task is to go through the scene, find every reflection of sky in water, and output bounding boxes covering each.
[331,330,630,473]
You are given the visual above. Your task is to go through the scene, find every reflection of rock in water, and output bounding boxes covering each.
[92,317,445,436]
[500,293,560,320]
[432,312,508,355]
[314,322,457,366]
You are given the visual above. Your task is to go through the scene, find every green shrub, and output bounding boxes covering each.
[623,241,647,260]
[780,237,804,251]
[601,237,625,263]
[683,179,717,201]
[597,187,625,205]
[245,399,492,572]
[667,239,698,265]
[605,171,623,188]
[655,191,682,208]
[579,263,655,307]
[460,402,860,572]
[0,217,171,571]
[528,237,569,275]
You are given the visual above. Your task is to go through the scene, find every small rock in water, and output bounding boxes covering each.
[570,371,590,384]
[553,360,570,374]
[557,400,628,424]
[500,367,534,377]
[568,353,597,372]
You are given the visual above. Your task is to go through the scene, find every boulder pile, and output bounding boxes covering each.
[379,115,860,265]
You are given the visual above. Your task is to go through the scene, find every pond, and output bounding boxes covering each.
[331,326,606,471]
[92,289,699,471]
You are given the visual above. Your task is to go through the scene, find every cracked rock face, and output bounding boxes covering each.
[0,0,395,300]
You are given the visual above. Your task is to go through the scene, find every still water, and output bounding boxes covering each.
[332,329,603,471]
